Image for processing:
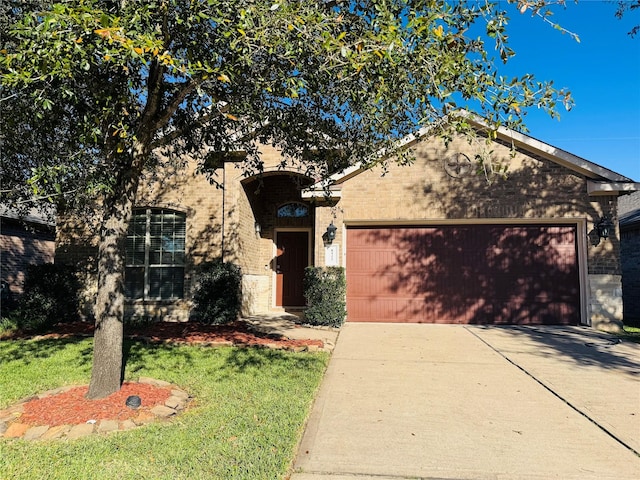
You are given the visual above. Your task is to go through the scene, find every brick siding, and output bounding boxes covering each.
[56,157,225,320]
[619,192,640,323]
[56,134,627,327]
[620,226,640,323]
[0,217,55,297]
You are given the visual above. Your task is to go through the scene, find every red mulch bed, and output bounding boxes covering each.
[10,320,323,350]
[4,321,323,433]
[20,383,173,427]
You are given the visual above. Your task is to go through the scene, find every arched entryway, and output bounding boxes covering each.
[241,172,314,309]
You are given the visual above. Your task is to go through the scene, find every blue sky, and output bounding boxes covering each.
[492,0,640,181]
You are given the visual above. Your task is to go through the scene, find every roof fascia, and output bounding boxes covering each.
[301,187,343,200]
[302,125,433,198]
[460,112,633,182]
[299,111,639,199]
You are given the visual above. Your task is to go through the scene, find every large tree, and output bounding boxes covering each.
[1,0,573,399]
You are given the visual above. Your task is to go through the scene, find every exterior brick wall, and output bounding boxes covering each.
[55,210,101,320]
[56,156,225,321]
[0,217,55,297]
[314,204,341,267]
[55,134,629,328]
[228,157,315,313]
[619,191,640,324]
[341,136,595,222]
[620,226,640,323]
[587,196,621,275]
[57,145,319,319]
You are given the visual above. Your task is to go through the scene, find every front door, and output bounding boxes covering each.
[275,231,309,307]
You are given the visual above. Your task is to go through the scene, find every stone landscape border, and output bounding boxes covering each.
[0,377,191,441]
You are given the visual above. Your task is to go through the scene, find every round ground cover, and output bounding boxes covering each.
[20,382,172,427]
[1,378,190,440]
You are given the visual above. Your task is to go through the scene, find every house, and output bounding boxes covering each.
[56,117,639,331]
[618,191,640,325]
[0,206,56,305]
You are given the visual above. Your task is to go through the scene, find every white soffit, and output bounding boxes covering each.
[587,181,640,195]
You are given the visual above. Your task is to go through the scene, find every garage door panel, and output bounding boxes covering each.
[346,225,580,325]
[374,298,449,323]
[347,249,398,271]
[348,298,404,323]
[347,273,404,297]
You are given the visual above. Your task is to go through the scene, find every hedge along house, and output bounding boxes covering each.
[56,116,638,331]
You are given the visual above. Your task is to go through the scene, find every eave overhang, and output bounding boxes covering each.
[303,111,638,199]
[587,181,640,196]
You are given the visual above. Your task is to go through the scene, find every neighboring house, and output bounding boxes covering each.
[618,191,640,325]
[0,206,56,303]
[56,117,639,331]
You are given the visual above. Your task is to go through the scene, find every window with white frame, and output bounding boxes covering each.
[125,208,186,300]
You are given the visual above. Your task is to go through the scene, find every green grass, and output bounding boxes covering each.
[618,324,640,343]
[0,337,328,479]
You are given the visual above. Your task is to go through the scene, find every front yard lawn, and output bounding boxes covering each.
[0,337,328,479]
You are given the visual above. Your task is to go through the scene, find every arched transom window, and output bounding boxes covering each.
[277,202,309,218]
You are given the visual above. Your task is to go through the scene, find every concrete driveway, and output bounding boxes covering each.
[292,323,640,480]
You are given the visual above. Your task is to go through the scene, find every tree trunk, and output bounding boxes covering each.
[85,203,128,399]
[86,144,146,399]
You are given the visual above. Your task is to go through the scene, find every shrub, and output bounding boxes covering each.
[191,260,242,325]
[15,290,58,332]
[0,314,19,337]
[303,267,346,327]
[14,264,80,332]
[1,280,15,312]
[124,314,157,329]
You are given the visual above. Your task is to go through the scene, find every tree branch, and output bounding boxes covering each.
[151,79,198,131]
[149,109,217,150]
[132,59,166,148]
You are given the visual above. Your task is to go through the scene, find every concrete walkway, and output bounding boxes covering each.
[245,313,340,351]
[292,323,640,480]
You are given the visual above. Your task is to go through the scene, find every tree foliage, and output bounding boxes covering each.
[615,0,640,37]
[1,0,575,397]
[1,1,575,206]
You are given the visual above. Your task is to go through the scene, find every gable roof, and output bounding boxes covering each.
[620,209,640,228]
[302,112,639,199]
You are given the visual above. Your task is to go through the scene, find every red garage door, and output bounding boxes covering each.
[346,225,580,324]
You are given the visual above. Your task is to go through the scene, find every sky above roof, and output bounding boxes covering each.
[492,0,640,181]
